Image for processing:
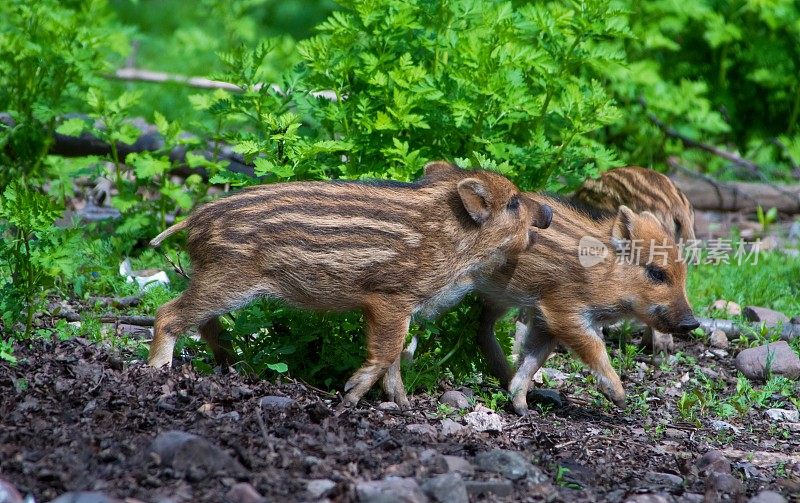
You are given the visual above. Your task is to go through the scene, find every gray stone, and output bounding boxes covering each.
[765,408,799,422]
[748,490,787,503]
[307,479,336,498]
[50,493,123,503]
[356,477,427,503]
[463,480,513,498]
[645,471,683,487]
[696,450,731,475]
[463,406,502,432]
[378,401,400,411]
[709,420,740,433]
[421,473,468,503]
[526,388,565,408]
[442,456,474,476]
[259,395,294,410]
[226,483,266,503]
[744,306,790,324]
[676,494,704,503]
[709,329,729,349]
[0,478,23,503]
[148,430,246,477]
[439,390,470,409]
[706,472,744,495]
[792,316,800,325]
[735,341,800,381]
[664,428,688,440]
[474,449,545,482]
[440,419,464,436]
[624,495,670,503]
[405,423,437,437]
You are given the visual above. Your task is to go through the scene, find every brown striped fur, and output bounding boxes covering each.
[470,193,698,415]
[147,161,553,408]
[573,166,696,241]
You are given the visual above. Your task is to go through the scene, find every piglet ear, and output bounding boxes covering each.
[457,178,492,224]
[424,161,458,177]
[611,205,636,251]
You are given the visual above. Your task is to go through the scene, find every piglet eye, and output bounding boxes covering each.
[645,264,668,283]
[507,196,520,211]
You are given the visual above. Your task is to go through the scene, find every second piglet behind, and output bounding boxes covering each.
[148,162,553,407]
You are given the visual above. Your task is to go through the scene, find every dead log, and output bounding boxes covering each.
[697,317,800,341]
[669,171,800,213]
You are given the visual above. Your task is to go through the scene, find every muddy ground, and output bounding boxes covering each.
[1,336,798,503]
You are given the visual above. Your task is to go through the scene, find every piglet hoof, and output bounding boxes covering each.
[513,404,529,417]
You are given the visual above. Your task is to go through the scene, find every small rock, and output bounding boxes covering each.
[475,449,545,482]
[442,456,474,476]
[0,478,23,503]
[406,423,437,437]
[307,479,336,498]
[664,428,688,440]
[624,495,670,503]
[50,493,123,503]
[422,473,468,503]
[526,388,565,408]
[463,480,513,498]
[532,367,569,384]
[439,390,470,409]
[765,408,799,422]
[708,348,729,359]
[440,419,464,436]
[744,306,790,324]
[259,395,294,410]
[226,483,266,503]
[712,300,742,317]
[709,329,729,349]
[735,341,800,381]
[645,471,683,487]
[378,401,400,411]
[791,316,800,325]
[709,420,740,433]
[748,490,787,503]
[696,450,731,475]
[677,494,704,503]
[356,477,427,503]
[148,430,246,477]
[706,472,744,495]
[463,406,503,432]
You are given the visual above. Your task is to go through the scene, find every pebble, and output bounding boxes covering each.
[663,428,688,440]
[735,341,800,381]
[440,418,464,436]
[644,471,683,487]
[421,473,468,503]
[711,300,742,317]
[526,388,565,408]
[148,430,246,478]
[405,423,437,437]
[474,449,545,482]
[0,478,23,503]
[463,406,503,432]
[748,490,787,503]
[765,408,799,422]
[744,306,790,324]
[226,483,266,503]
[706,472,744,495]
[709,420,740,433]
[259,395,294,410]
[378,401,400,411]
[463,480,513,498]
[709,329,729,349]
[307,479,336,498]
[439,390,470,409]
[442,456,475,476]
[50,493,123,503]
[356,477,427,503]
[696,450,731,475]
[624,495,670,503]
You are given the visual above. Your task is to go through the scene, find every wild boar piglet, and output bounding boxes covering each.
[474,193,698,415]
[148,161,553,407]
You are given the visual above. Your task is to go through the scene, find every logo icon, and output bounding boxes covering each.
[578,236,608,268]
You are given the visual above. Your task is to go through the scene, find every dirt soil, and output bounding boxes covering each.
[1,337,798,503]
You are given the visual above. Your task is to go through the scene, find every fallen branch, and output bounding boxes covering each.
[58,311,155,326]
[668,157,800,213]
[109,68,338,101]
